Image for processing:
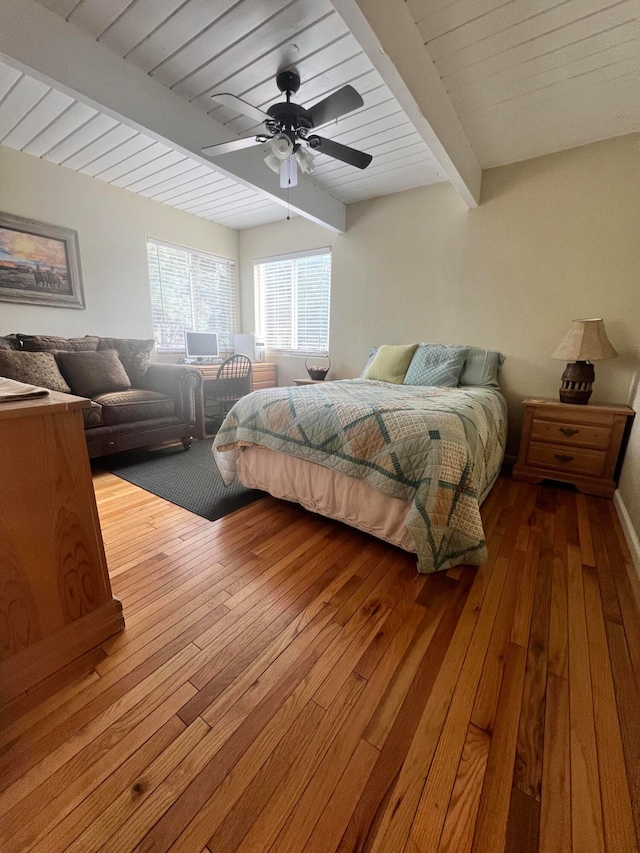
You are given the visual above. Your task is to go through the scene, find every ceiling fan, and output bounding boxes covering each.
[201,69,373,188]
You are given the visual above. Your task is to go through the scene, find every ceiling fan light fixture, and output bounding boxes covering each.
[280,156,298,188]
[264,151,281,174]
[270,132,294,160]
[295,146,315,174]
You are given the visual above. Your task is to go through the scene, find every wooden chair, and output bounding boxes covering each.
[203,354,252,431]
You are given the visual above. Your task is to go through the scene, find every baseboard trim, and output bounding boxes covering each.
[613,490,640,574]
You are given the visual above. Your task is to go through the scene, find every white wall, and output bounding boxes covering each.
[239,133,640,461]
[0,145,238,339]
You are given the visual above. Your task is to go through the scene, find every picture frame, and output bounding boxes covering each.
[0,212,85,309]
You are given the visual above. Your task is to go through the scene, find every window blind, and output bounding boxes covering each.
[254,250,331,355]
[147,238,238,351]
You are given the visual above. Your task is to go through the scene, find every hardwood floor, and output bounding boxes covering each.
[1,470,639,852]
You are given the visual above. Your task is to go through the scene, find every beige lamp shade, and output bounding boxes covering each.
[551,318,618,362]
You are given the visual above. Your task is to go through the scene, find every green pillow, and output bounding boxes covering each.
[364,344,418,384]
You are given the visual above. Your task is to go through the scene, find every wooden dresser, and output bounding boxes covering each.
[0,392,123,704]
[193,361,277,391]
[513,398,634,497]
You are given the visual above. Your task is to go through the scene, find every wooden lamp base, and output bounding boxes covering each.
[559,360,594,405]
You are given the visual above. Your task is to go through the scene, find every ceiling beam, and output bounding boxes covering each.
[0,0,346,232]
[330,0,482,208]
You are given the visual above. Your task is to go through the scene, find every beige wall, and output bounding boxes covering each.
[618,371,640,567]
[0,145,238,340]
[239,133,640,535]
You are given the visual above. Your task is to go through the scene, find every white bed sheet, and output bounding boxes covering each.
[237,444,415,553]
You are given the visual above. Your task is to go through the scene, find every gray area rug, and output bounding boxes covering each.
[99,437,264,521]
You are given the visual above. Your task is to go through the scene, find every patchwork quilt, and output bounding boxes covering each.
[213,379,507,573]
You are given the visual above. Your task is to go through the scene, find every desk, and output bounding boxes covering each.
[193,361,277,391]
[0,391,123,702]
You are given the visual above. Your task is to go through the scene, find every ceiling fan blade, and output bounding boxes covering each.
[306,85,364,128]
[201,136,262,157]
[308,136,372,169]
[280,157,298,188]
[210,93,270,124]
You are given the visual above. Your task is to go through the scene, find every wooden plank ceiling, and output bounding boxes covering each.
[406,0,640,167]
[0,0,444,230]
[0,58,287,231]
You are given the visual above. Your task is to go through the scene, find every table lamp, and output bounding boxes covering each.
[551,318,618,404]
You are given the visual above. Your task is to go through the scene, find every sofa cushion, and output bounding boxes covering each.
[18,334,100,352]
[56,349,131,397]
[98,337,154,385]
[0,350,71,393]
[93,389,175,425]
[83,401,104,428]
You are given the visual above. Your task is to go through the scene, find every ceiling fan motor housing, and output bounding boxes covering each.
[266,102,312,137]
[276,69,301,95]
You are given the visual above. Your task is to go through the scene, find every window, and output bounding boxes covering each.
[254,249,331,355]
[147,238,238,351]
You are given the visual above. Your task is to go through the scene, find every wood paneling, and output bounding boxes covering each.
[0,471,639,851]
[0,0,443,228]
[408,0,639,167]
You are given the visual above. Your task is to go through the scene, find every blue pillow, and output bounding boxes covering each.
[404,344,468,387]
[360,346,378,377]
[460,347,505,388]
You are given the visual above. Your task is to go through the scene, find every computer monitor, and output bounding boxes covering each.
[184,331,219,358]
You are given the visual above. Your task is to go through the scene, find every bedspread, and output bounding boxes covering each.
[213,379,507,573]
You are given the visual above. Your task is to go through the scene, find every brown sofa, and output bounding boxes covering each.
[0,333,205,458]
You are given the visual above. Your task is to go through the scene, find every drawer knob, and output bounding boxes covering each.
[559,427,580,437]
[555,453,574,464]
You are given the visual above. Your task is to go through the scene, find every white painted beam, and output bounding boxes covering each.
[330,0,482,208]
[0,0,346,232]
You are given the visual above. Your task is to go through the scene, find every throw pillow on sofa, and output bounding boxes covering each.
[0,350,71,393]
[57,349,131,398]
[97,337,154,385]
[17,334,100,352]
[0,335,19,351]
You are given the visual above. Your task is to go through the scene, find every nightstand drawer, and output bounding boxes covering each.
[526,442,607,477]
[530,418,612,450]
[514,398,634,497]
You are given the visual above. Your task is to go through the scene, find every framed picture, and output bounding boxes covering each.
[0,212,85,309]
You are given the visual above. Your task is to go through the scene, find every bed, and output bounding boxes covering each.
[213,378,507,573]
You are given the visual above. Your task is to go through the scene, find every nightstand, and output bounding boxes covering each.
[294,378,328,385]
[513,398,634,497]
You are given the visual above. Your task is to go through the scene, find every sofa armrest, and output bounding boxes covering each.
[140,364,205,440]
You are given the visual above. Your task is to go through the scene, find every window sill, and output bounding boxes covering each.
[267,351,330,359]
